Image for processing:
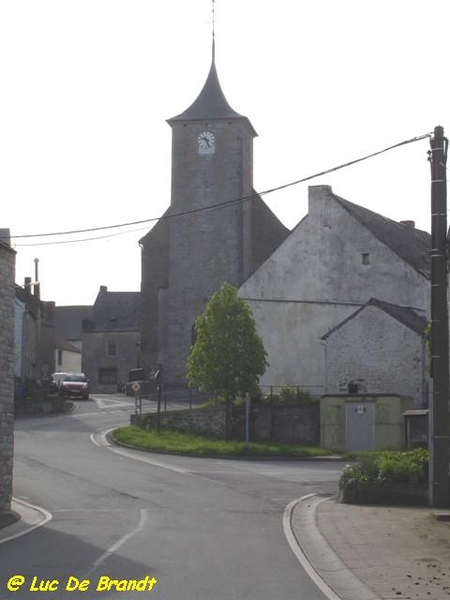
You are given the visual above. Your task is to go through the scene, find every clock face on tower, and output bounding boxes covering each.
[197,131,215,154]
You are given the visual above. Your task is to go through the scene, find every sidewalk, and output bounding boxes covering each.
[0,498,51,544]
[288,494,450,600]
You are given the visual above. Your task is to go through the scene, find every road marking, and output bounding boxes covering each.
[90,508,148,571]
[91,426,190,474]
[283,495,341,600]
[110,447,190,474]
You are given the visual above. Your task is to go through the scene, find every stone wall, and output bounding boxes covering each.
[324,304,426,406]
[135,403,320,445]
[0,232,16,513]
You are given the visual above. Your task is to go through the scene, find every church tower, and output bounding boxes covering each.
[162,44,257,383]
[140,28,289,386]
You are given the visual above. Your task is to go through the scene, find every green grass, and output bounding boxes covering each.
[112,426,331,457]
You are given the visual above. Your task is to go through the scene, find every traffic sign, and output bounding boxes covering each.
[131,382,141,392]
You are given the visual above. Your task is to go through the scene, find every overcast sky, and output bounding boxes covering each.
[1,0,448,306]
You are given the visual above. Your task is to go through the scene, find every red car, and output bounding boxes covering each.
[60,373,90,400]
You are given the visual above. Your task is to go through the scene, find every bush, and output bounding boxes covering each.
[259,387,316,406]
[377,448,428,483]
[339,449,429,488]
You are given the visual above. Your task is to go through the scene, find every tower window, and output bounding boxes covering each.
[107,343,116,356]
[361,253,370,265]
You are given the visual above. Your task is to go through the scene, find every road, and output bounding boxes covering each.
[0,394,342,600]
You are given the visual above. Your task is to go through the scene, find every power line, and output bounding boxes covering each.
[5,131,432,246]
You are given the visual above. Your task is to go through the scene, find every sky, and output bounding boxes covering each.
[1,0,448,307]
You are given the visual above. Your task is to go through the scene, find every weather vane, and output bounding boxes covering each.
[212,0,216,61]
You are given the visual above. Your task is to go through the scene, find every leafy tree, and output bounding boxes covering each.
[187,283,268,435]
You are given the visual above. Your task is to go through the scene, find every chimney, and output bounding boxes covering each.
[99,285,108,294]
[0,229,11,246]
[34,258,40,299]
[399,220,415,228]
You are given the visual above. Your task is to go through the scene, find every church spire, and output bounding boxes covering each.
[168,0,256,135]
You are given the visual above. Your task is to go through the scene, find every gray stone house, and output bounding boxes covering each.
[14,281,56,385]
[321,298,428,405]
[0,229,16,514]
[239,185,430,400]
[82,286,141,393]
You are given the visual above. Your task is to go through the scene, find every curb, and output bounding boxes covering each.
[108,431,344,461]
[284,494,381,600]
[0,498,52,545]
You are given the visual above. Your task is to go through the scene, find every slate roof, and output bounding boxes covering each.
[333,193,431,278]
[55,337,81,353]
[168,57,257,135]
[88,290,141,332]
[55,306,93,340]
[322,298,428,340]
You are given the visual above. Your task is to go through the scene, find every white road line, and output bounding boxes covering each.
[283,495,341,600]
[110,447,191,474]
[90,426,190,474]
[90,509,148,571]
[93,398,107,409]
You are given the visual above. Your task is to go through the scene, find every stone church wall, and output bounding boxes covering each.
[0,232,16,514]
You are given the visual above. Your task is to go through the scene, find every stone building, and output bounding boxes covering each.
[140,49,289,385]
[54,305,93,353]
[14,281,55,385]
[0,229,16,514]
[82,286,141,392]
[239,185,430,402]
[321,298,428,405]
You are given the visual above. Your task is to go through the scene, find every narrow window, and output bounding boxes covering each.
[361,253,370,265]
[57,349,62,366]
[348,382,359,394]
[108,343,116,356]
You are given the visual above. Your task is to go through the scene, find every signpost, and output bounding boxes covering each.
[132,381,141,419]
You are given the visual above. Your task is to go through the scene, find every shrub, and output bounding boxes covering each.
[339,449,429,489]
[377,448,428,483]
[259,387,315,405]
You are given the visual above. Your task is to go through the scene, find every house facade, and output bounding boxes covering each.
[322,298,428,405]
[82,286,141,392]
[14,280,55,386]
[54,338,82,374]
[0,229,16,514]
[239,185,430,399]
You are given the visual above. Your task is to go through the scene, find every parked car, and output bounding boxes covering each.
[59,373,90,400]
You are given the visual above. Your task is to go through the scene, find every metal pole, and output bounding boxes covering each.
[429,125,450,507]
[156,385,162,433]
[245,393,250,444]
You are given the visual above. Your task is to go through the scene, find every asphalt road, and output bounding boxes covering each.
[1,394,342,600]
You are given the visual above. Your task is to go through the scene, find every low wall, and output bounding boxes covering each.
[134,402,320,445]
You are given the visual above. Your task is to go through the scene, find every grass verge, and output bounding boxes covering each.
[112,426,331,457]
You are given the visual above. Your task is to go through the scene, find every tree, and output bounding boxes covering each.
[187,283,268,435]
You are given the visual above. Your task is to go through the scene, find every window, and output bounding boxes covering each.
[107,343,116,356]
[57,349,62,366]
[98,368,117,385]
[361,253,370,265]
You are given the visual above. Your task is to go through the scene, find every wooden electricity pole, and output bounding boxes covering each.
[429,125,450,507]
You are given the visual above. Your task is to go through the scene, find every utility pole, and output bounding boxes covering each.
[429,125,450,507]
